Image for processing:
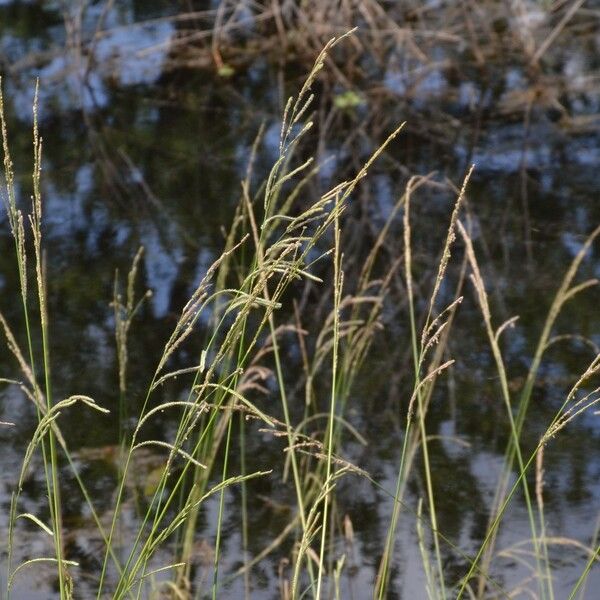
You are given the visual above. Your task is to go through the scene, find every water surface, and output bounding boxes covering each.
[0,2,599,598]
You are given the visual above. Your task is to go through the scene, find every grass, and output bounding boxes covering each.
[1,34,600,600]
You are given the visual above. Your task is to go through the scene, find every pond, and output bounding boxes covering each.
[0,1,599,599]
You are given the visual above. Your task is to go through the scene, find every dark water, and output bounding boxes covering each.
[0,1,599,598]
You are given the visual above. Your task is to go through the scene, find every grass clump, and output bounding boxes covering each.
[1,35,599,600]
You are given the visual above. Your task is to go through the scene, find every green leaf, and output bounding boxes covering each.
[333,90,364,109]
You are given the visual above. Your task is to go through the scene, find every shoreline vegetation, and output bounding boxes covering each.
[1,8,599,600]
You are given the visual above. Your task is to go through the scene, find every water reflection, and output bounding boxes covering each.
[0,1,599,598]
